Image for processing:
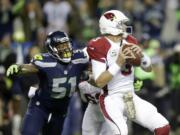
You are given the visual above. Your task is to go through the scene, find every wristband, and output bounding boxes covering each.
[108,63,120,76]
[141,53,151,68]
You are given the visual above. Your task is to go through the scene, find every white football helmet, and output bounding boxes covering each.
[99,10,130,36]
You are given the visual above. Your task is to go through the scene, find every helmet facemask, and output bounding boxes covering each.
[116,21,133,35]
[54,42,72,63]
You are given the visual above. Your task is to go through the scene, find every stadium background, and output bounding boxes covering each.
[0,0,180,135]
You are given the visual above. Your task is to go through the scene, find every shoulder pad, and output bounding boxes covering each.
[72,49,89,64]
[126,35,138,44]
[73,49,88,58]
[87,37,110,63]
[31,53,57,68]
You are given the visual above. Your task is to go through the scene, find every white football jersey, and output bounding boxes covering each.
[87,35,138,94]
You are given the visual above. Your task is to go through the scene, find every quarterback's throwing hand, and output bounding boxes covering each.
[130,44,143,58]
[6,64,20,77]
[116,46,135,67]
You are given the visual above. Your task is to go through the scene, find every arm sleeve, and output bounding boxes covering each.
[31,61,41,70]
[87,38,110,63]
[30,54,45,71]
[91,59,107,80]
[87,47,106,63]
[126,35,138,44]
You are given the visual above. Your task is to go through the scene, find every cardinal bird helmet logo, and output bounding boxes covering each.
[104,12,116,21]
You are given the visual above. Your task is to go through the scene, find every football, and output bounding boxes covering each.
[122,44,141,66]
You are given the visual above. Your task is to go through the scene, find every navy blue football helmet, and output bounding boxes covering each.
[45,31,72,63]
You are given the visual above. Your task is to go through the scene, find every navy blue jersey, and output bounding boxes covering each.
[30,50,88,114]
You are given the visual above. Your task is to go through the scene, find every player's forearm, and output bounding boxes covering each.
[95,71,113,88]
[93,62,120,88]
[19,64,39,74]
[6,63,39,77]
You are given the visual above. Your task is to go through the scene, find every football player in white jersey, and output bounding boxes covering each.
[79,70,143,135]
[87,10,170,135]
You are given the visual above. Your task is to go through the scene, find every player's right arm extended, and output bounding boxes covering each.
[6,63,39,77]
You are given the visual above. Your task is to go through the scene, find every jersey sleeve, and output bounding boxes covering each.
[31,54,44,70]
[87,37,110,63]
[126,35,139,44]
[72,49,89,64]
[30,54,56,71]
[91,59,107,80]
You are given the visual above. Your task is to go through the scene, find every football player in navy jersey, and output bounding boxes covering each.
[6,31,89,135]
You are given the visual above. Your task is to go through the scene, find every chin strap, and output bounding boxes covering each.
[154,125,170,135]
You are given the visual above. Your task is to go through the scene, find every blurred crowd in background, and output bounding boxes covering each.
[0,0,180,135]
